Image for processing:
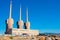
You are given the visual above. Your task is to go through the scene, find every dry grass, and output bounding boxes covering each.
[0,36,60,40]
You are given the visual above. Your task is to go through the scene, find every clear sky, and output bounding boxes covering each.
[0,0,60,34]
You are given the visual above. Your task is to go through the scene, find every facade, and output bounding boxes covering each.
[5,1,39,36]
[12,29,39,36]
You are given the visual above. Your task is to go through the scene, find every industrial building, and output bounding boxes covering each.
[5,1,39,36]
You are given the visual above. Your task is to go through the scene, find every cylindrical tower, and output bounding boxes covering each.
[7,18,14,30]
[25,8,30,29]
[5,1,14,34]
[18,5,24,29]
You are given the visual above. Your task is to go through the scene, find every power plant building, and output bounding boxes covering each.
[5,1,39,36]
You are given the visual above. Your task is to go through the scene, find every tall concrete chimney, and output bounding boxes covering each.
[18,4,24,29]
[25,8,30,29]
[5,1,14,34]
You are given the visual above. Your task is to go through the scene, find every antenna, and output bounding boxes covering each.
[9,1,12,18]
[20,4,22,20]
[26,8,28,22]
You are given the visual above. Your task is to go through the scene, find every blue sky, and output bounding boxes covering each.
[0,0,60,34]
